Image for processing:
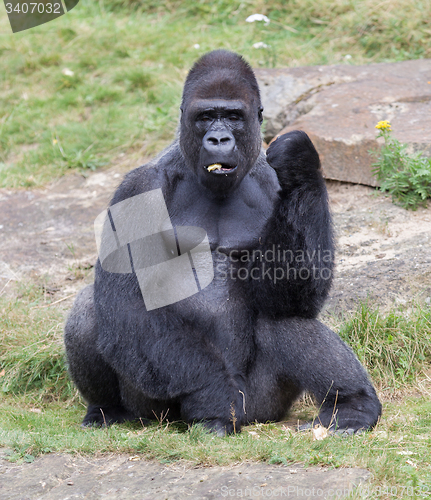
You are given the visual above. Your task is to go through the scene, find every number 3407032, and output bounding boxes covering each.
[5,3,62,14]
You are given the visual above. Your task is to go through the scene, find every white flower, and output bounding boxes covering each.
[246,14,270,25]
[62,68,74,76]
[253,42,269,49]
[193,44,200,49]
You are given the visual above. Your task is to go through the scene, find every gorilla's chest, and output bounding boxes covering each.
[155,172,278,362]
[168,176,277,251]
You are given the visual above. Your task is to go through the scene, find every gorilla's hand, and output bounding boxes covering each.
[266,130,321,191]
[206,385,246,436]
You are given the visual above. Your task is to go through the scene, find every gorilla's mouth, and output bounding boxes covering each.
[205,163,237,174]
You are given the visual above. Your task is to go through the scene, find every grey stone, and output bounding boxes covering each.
[256,59,431,186]
[0,450,370,499]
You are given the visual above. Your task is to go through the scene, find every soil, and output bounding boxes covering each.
[0,165,430,499]
[0,449,370,499]
[324,181,431,315]
[1,165,430,313]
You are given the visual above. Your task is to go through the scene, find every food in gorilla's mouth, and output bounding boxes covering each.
[207,163,222,172]
[206,163,236,172]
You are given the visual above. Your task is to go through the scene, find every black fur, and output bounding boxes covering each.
[64,50,381,434]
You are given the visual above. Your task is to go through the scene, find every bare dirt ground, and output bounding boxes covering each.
[0,165,430,499]
[1,164,430,313]
[0,449,370,500]
[325,181,431,315]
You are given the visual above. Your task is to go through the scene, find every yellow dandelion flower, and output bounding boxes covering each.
[53,139,58,145]
[375,120,391,131]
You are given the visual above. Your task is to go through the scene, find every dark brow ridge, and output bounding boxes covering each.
[190,99,246,112]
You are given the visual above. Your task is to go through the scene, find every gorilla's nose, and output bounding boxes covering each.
[203,129,235,154]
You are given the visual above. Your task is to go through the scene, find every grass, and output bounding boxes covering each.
[0,397,430,486]
[1,0,431,187]
[1,0,431,497]
[0,282,73,401]
[338,302,431,390]
[1,285,431,497]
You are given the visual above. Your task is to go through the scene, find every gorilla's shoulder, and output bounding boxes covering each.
[110,142,184,205]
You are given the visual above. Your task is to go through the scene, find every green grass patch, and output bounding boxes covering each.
[338,302,431,390]
[0,397,430,495]
[1,286,431,494]
[0,283,73,401]
[1,0,431,187]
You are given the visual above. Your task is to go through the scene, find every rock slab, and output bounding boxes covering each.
[0,451,370,500]
[256,59,431,186]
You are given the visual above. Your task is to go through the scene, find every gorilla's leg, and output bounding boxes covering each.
[118,377,182,422]
[246,317,381,432]
[64,285,134,426]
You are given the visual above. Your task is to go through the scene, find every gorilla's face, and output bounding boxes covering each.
[180,87,263,196]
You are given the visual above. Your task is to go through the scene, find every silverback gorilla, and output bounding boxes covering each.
[64,50,381,435]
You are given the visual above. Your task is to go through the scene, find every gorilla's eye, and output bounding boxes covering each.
[198,114,213,122]
[228,114,241,121]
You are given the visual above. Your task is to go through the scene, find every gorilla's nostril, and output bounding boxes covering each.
[207,136,231,145]
[204,130,235,150]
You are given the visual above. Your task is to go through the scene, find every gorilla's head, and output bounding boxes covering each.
[180,50,263,196]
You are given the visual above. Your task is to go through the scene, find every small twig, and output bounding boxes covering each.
[329,390,339,431]
[239,390,246,414]
[0,278,12,297]
[152,408,169,426]
[309,381,335,429]
[100,407,107,427]
[230,403,237,434]
[31,292,77,309]
[139,417,147,429]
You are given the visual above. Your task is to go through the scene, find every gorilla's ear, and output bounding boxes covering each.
[258,107,263,124]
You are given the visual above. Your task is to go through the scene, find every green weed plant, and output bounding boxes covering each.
[0,283,73,401]
[372,121,431,210]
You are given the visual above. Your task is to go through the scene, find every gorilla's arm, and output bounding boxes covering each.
[248,130,334,318]
[95,269,245,428]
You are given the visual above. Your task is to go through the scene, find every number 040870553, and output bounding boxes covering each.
[5,2,61,14]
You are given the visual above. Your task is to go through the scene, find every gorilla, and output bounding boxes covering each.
[64,50,381,435]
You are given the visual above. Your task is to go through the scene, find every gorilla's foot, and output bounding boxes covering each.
[81,404,136,427]
[201,418,240,436]
[315,392,382,433]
